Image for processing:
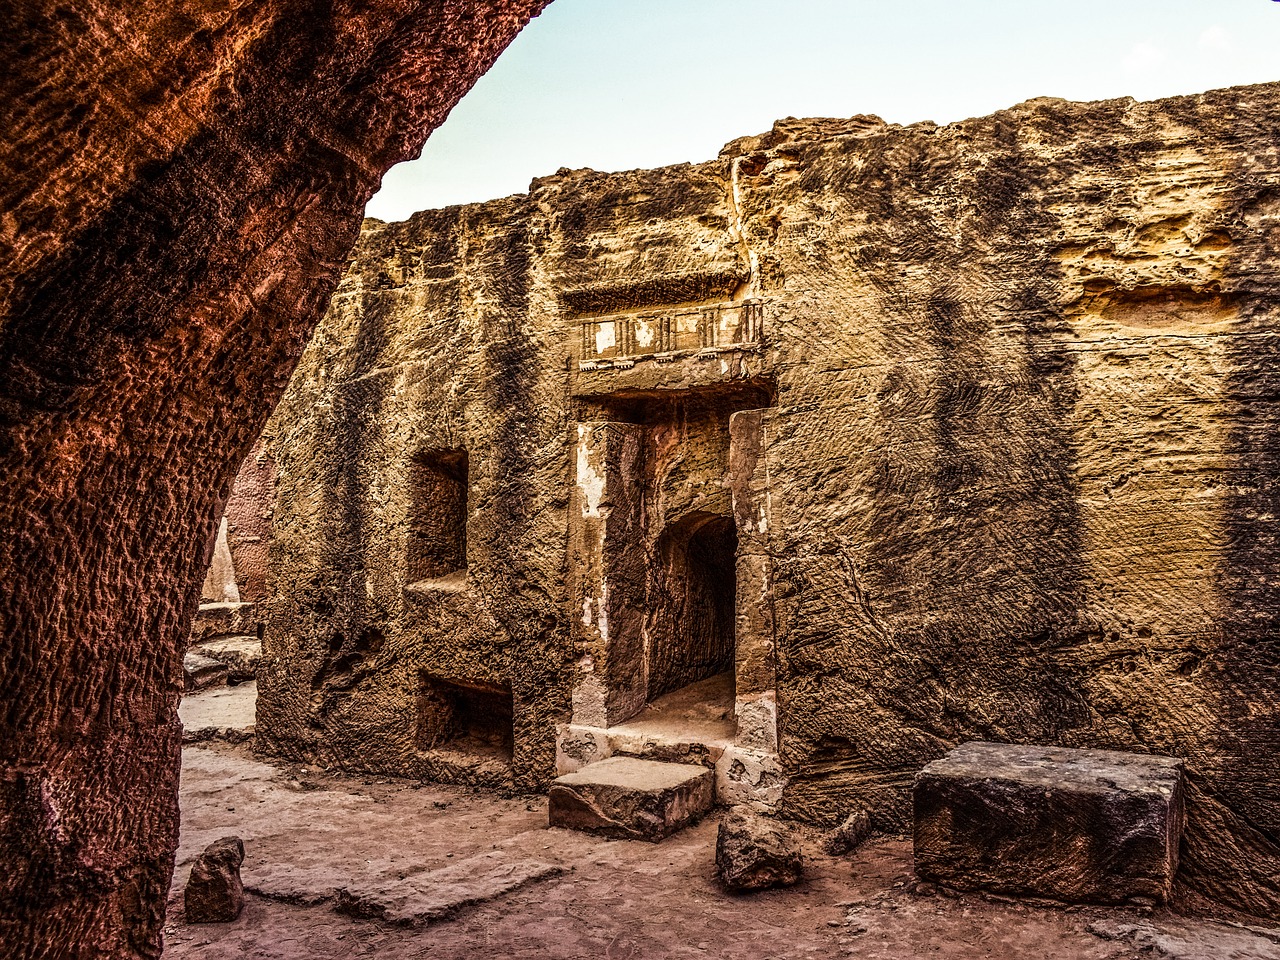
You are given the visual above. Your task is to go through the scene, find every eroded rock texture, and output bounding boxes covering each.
[0,2,548,955]
[749,89,1280,919]
[715,808,804,892]
[548,757,715,842]
[183,837,246,924]
[259,83,1280,918]
[914,742,1185,903]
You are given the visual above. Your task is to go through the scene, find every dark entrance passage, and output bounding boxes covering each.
[645,511,738,702]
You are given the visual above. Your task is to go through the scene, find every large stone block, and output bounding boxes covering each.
[183,651,229,692]
[190,601,259,645]
[548,757,714,842]
[193,635,262,684]
[914,742,1184,904]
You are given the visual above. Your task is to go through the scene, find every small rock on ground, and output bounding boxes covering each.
[822,809,872,857]
[185,836,246,923]
[715,807,804,892]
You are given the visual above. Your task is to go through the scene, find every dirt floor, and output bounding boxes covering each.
[167,694,1280,959]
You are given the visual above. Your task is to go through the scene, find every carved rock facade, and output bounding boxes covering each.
[258,84,1280,918]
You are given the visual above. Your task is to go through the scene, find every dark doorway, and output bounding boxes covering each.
[645,512,738,702]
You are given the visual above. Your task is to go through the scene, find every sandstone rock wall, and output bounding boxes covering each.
[0,2,549,955]
[223,440,277,604]
[259,83,1280,918]
[748,87,1280,917]
[257,196,576,787]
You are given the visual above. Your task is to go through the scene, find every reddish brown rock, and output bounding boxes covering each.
[0,1,549,955]
[184,837,246,924]
[548,757,714,841]
[822,809,872,857]
[221,440,277,604]
[715,808,804,892]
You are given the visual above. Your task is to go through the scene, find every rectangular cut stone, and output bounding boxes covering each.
[548,757,713,842]
[914,741,1184,904]
[183,651,229,692]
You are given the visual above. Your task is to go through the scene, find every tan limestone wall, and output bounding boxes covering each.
[258,83,1280,918]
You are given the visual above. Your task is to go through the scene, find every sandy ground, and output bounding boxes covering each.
[163,733,1280,960]
[179,681,258,736]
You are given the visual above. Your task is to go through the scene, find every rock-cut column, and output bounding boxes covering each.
[566,421,649,728]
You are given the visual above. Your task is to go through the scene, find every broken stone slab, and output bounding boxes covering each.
[914,741,1184,904]
[184,651,229,692]
[193,635,262,683]
[548,756,713,841]
[185,836,246,923]
[333,851,563,926]
[715,807,804,891]
[1087,917,1280,960]
[822,808,872,857]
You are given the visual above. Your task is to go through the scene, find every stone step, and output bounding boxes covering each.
[191,601,257,644]
[913,741,1185,904]
[548,757,713,842]
[183,651,229,692]
[192,635,261,683]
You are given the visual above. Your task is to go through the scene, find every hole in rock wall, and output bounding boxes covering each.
[407,449,468,583]
[645,512,738,702]
[415,673,515,760]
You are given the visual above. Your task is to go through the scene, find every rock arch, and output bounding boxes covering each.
[0,1,550,954]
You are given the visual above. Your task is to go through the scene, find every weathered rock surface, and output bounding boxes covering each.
[184,837,246,923]
[745,90,1280,922]
[172,741,1280,958]
[914,742,1184,903]
[333,852,563,926]
[715,808,804,892]
[822,809,872,857]
[191,602,261,646]
[548,757,713,841]
[194,636,262,684]
[255,82,1280,919]
[1088,918,1280,960]
[0,2,549,954]
[179,681,258,744]
[184,652,231,692]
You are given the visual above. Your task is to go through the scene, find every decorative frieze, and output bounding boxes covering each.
[577,299,763,370]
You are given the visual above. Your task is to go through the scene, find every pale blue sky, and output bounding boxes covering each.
[366,0,1280,221]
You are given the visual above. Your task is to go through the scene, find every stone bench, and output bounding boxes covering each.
[914,741,1184,904]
